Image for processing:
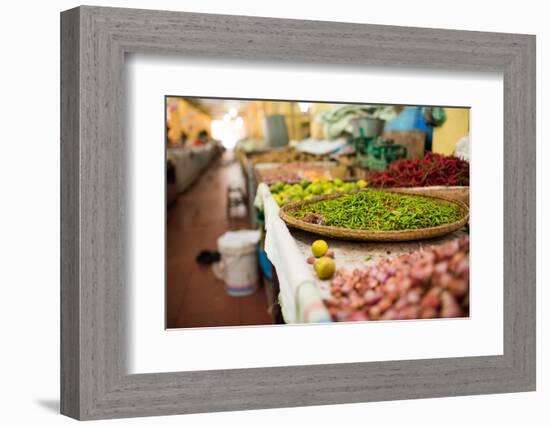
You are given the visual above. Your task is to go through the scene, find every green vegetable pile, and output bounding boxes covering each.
[270,178,367,206]
[290,190,463,231]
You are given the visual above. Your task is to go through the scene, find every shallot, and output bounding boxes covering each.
[325,236,469,322]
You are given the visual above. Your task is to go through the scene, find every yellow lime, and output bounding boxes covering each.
[314,256,336,280]
[311,240,329,258]
[357,179,367,188]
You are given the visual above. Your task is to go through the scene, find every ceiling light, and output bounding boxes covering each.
[298,102,311,113]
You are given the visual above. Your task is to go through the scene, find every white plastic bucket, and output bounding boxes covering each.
[215,230,261,297]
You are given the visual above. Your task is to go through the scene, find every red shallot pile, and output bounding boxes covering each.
[324,236,469,322]
[367,152,469,188]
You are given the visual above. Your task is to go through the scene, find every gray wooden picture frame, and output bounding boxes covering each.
[60,5,536,420]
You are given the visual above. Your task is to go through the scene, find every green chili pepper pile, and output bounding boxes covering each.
[290,190,463,231]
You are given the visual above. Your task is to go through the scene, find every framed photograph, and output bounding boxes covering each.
[61,6,536,420]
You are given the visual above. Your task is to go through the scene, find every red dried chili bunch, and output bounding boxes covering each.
[367,152,469,188]
[325,235,469,322]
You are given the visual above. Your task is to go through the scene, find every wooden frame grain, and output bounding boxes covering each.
[60,5,536,420]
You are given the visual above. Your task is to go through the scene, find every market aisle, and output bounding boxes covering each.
[167,151,272,328]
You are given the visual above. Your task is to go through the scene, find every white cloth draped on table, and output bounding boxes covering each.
[256,183,332,324]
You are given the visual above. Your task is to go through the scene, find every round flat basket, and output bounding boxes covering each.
[279,189,469,242]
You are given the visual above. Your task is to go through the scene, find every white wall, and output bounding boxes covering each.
[0,0,547,425]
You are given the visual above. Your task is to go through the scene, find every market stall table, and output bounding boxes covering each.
[167,144,217,194]
[256,183,468,324]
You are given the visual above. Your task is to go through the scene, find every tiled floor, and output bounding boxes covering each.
[166,151,272,329]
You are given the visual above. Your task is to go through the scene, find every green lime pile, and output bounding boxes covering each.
[270,178,367,207]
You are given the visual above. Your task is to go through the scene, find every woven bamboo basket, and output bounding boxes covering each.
[279,189,469,242]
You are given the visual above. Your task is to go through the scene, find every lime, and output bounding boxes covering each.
[310,184,323,195]
[311,239,329,258]
[314,256,336,280]
[289,184,303,197]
